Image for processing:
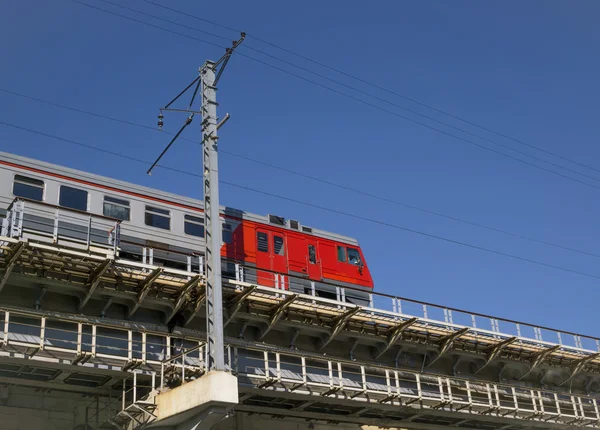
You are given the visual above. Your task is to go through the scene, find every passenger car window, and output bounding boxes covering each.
[59,185,88,211]
[273,235,285,256]
[257,232,268,252]
[103,196,130,221]
[184,214,204,237]
[337,246,346,263]
[347,248,361,265]
[222,223,232,244]
[308,245,316,264]
[145,205,170,230]
[13,175,44,201]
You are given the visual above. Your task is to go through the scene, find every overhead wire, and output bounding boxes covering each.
[3,87,600,260]
[140,0,600,176]
[68,0,600,192]
[2,119,600,282]
[122,0,600,185]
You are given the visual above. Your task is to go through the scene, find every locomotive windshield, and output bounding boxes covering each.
[347,248,361,266]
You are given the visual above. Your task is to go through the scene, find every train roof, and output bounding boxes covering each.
[0,151,360,245]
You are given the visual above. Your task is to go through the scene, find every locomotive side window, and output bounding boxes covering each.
[13,175,44,201]
[257,232,269,252]
[308,245,316,264]
[145,205,170,230]
[184,215,204,237]
[273,235,285,256]
[347,248,361,266]
[103,196,130,221]
[337,246,346,262]
[59,185,88,211]
[222,223,233,244]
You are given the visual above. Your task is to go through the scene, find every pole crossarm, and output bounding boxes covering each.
[165,275,202,323]
[128,267,162,317]
[79,259,112,310]
[320,307,361,350]
[375,317,418,359]
[519,345,561,380]
[0,241,25,293]
[560,353,600,387]
[475,336,518,374]
[427,327,470,368]
[260,294,298,340]
[224,286,257,327]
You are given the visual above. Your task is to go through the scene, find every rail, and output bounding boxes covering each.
[229,261,600,354]
[2,198,120,253]
[235,345,600,428]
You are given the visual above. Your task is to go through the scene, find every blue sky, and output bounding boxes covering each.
[1,1,600,335]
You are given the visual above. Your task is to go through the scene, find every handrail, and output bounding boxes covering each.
[162,342,205,364]
[8,197,122,223]
[227,261,600,343]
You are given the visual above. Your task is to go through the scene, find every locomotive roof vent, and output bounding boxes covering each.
[268,214,285,226]
[289,219,299,230]
[302,226,313,233]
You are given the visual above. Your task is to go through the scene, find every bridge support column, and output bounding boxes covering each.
[151,371,238,430]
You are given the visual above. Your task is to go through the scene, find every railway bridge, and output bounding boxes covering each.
[1,199,600,430]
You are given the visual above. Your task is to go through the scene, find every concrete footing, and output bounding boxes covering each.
[150,371,238,430]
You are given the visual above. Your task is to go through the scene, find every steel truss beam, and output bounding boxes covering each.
[260,293,298,340]
[129,268,163,317]
[476,336,518,374]
[427,327,469,367]
[165,275,202,323]
[320,307,361,350]
[560,353,600,387]
[184,289,207,327]
[224,286,257,326]
[79,259,112,310]
[375,317,418,359]
[0,241,25,293]
[520,345,561,380]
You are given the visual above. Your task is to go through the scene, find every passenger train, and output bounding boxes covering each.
[0,152,374,304]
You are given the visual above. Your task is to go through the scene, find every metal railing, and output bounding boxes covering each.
[2,305,600,429]
[160,343,206,389]
[235,346,600,428]
[227,261,600,355]
[2,198,120,253]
